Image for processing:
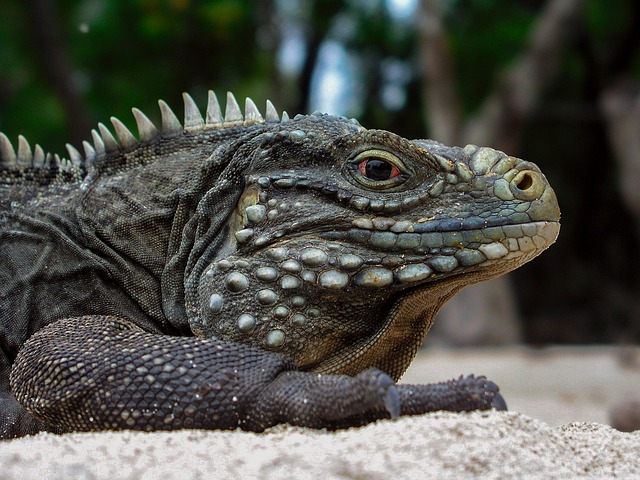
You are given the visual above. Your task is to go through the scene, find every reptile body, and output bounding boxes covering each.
[0,92,560,438]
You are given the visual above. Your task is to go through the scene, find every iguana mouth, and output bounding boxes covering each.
[214,218,560,307]
[303,219,561,287]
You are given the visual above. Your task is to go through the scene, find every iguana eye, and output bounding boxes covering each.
[350,149,407,189]
[358,157,400,181]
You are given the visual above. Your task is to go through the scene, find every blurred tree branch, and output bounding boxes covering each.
[463,0,586,153]
[597,0,640,239]
[600,82,640,234]
[417,0,460,145]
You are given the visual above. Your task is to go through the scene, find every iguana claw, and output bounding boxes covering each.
[492,393,508,411]
[385,385,401,419]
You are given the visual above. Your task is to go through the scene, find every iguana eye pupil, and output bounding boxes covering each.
[359,158,400,181]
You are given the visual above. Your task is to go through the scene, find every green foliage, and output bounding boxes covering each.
[448,1,537,113]
[0,0,274,152]
[0,0,547,149]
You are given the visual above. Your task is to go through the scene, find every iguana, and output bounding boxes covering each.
[0,91,560,439]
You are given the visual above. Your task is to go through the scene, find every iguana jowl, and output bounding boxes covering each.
[0,92,560,439]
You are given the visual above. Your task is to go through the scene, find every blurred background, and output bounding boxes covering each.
[1,0,640,347]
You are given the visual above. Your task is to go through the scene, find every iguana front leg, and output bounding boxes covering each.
[10,317,504,433]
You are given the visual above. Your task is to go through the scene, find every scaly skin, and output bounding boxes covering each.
[0,92,559,439]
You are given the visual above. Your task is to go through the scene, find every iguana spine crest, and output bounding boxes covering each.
[0,91,283,175]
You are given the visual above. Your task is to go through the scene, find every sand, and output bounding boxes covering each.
[1,347,638,479]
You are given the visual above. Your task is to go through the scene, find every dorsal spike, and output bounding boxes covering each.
[33,144,46,168]
[58,155,72,171]
[17,135,33,166]
[265,100,279,123]
[91,129,106,156]
[110,116,138,149]
[132,108,160,142]
[206,90,223,125]
[158,100,182,136]
[182,92,204,129]
[98,123,119,152]
[43,152,53,168]
[244,97,264,124]
[82,140,96,164]
[53,153,63,169]
[65,143,83,166]
[281,111,290,122]
[224,92,243,124]
[0,132,17,164]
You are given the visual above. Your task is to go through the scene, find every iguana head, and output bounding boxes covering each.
[184,94,560,379]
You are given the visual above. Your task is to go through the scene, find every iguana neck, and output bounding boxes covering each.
[76,133,259,331]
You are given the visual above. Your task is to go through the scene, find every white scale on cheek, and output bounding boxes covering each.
[255,266,278,281]
[245,204,266,223]
[266,329,285,348]
[208,293,224,313]
[281,275,302,289]
[236,314,256,332]
[257,289,279,305]
[300,248,329,266]
[281,259,302,272]
[225,272,249,292]
[318,270,349,289]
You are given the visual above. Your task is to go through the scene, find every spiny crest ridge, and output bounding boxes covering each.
[0,91,281,171]
[0,131,76,173]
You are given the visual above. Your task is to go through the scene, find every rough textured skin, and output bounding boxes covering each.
[0,92,560,439]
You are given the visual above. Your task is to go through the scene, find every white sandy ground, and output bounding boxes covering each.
[1,347,639,479]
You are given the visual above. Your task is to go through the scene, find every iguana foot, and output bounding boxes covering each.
[397,375,507,416]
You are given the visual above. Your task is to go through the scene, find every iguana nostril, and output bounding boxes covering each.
[515,172,533,190]
[510,169,545,200]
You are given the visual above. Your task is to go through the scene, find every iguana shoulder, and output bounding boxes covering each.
[0,91,559,439]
